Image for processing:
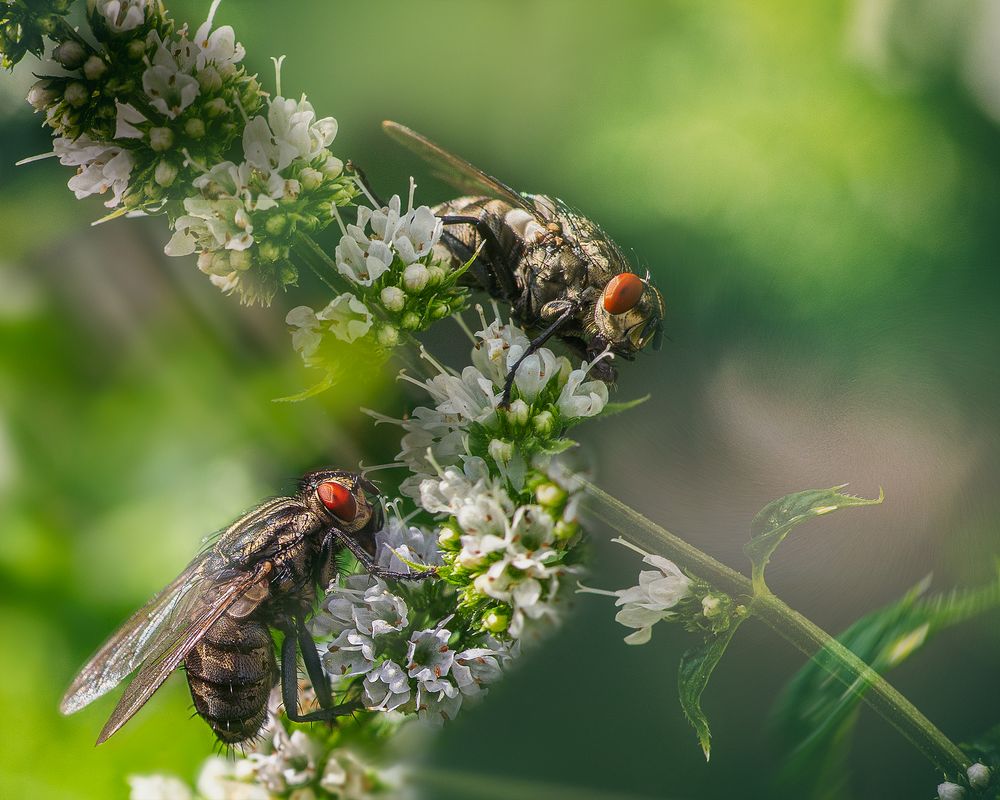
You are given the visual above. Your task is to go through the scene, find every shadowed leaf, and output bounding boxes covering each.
[772,571,1000,798]
[678,615,747,761]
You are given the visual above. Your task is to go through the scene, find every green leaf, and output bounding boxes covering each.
[540,437,579,455]
[772,571,1000,797]
[678,615,747,761]
[598,394,651,418]
[272,372,336,402]
[745,485,883,593]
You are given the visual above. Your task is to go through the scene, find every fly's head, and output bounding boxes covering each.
[300,469,382,534]
[592,271,665,358]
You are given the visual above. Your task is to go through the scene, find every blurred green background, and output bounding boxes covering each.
[2,0,999,798]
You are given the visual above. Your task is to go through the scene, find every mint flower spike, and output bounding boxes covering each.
[22,0,263,218]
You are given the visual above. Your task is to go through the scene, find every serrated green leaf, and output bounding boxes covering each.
[678,616,747,761]
[745,485,883,593]
[772,571,1000,797]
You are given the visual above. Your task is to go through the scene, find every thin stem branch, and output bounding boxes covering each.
[581,480,969,776]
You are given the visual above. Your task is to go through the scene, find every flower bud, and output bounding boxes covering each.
[197,66,222,93]
[323,155,344,178]
[554,520,578,541]
[154,160,178,187]
[429,302,451,320]
[204,97,229,118]
[53,40,86,69]
[26,80,59,111]
[259,241,281,262]
[63,81,89,108]
[535,482,566,507]
[437,526,460,549]
[264,214,288,236]
[425,265,446,285]
[701,594,722,619]
[149,126,174,152]
[937,783,966,800]
[532,410,555,435]
[967,763,991,790]
[229,250,252,271]
[300,167,323,191]
[401,312,421,330]
[488,438,513,465]
[508,398,530,427]
[380,286,405,313]
[184,118,206,139]
[82,55,107,80]
[483,610,509,634]
[377,325,400,348]
[126,39,146,60]
[402,263,429,293]
[197,252,214,272]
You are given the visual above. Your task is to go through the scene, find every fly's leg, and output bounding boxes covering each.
[326,527,438,582]
[296,616,334,711]
[280,628,358,723]
[346,161,386,207]
[439,214,517,299]
[500,304,577,408]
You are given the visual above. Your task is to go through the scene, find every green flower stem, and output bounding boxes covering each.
[581,480,969,776]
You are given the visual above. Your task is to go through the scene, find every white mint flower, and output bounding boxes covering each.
[197,758,269,800]
[193,7,245,71]
[354,581,408,637]
[364,660,411,711]
[143,35,200,119]
[557,364,610,418]
[316,293,373,343]
[336,234,393,286]
[374,512,441,573]
[451,646,504,697]
[406,627,455,684]
[128,774,192,800]
[415,679,462,724]
[580,537,691,645]
[322,629,375,679]
[286,306,322,363]
[94,0,149,33]
[53,136,135,208]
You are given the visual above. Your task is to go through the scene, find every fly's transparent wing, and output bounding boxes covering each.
[59,553,209,715]
[383,120,535,213]
[94,560,271,744]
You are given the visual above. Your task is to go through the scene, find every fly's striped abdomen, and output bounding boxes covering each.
[185,614,276,744]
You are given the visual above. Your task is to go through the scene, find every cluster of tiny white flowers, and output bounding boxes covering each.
[358,310,615,639]
[128,708,407,799]
[312,508,514,724]
[165,86,353,303]
[286,181,468,372]
[26,1,263,215]
[375,307,610,500]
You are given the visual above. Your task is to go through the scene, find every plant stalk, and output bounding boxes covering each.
[581,480,969,776]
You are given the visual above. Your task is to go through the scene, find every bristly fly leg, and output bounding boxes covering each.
[439,214,517,299]
[280,627,358,723]
[499,305,577,408]
[296,615,334,711]
[326,526,438,582]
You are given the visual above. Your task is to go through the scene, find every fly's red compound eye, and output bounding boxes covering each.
[602,273,645,315]
[317,481,357,521]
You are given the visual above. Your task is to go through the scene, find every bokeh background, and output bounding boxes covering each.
[2,1,999,798]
